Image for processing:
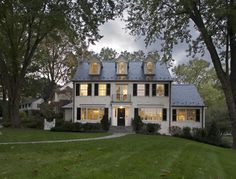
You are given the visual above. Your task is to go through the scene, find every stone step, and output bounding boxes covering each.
[109,126,134,133]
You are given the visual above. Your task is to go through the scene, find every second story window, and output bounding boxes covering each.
[156,84,164,96]
[118,62,126,74]
[137,84,145,96]
[99,84,106,96]
[80,84,88,96]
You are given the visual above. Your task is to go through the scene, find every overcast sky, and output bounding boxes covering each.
[89,18,210,66]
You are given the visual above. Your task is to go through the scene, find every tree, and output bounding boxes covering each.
[125,0,236,149]
[32,32,80,101]
[98,47,118,61]
[0,0,120,127]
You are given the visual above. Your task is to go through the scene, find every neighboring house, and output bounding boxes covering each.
[71,56,205,134]
[53,82,72,115]
[19,98,44,115]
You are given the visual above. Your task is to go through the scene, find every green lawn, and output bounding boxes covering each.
[0,128,109,142]
[0,130,236,179]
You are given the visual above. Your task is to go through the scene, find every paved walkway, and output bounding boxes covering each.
[0,133,128,145]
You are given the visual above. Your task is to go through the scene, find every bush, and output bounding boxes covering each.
[206,121,222,143]
[132,116,143,133]
[101,116,110,131]
[169,126,182,136]
[145,123,161,134]
[19,111,29,123]
[182,127,192,139]
[2,121,11,128]
[192,128,207,141]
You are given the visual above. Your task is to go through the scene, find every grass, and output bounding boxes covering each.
[0,128,109,142]
[0,129,236,178]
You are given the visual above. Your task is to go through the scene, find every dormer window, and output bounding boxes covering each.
[89,58,101,75]
[91,62,98,74]
[116,56,128,75]
[147,62,154,74]
[144,57,157,75]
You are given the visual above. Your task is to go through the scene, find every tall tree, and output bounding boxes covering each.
[0,0,120,127]
[125,0,236,149]
[98,47,118,61]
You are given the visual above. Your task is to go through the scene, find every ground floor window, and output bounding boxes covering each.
[139,108,163,121]
[81,108,104,120]
[176,109,197,121]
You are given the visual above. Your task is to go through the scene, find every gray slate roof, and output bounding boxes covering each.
[171,84,205,107]
[73,61,172,81]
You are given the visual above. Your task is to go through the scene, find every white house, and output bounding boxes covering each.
[19,98,44,115]
[70,56,205,134]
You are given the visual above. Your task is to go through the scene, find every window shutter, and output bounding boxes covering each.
[94,83,98,96]
[88,84,92,96]
[196,109,200,122]
[76,84,80,96]
[164,84,169,96]
[163,108,167,121]
[172,109,176,121]
[77,108,81,120]
[133,84,137,96]
[152,84,156,96]
[106,84,111,96]
[145,84,149,96]
[104,108,109,119]
[134,108,139,118]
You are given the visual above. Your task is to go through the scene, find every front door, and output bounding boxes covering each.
[118,108,125,126]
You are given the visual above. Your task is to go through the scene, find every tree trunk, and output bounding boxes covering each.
[8,81,21,128]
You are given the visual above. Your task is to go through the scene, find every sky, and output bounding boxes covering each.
[88,18,210,66]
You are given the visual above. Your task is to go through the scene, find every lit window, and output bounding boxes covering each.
[118,62,126,74]
[147,62,153,73]
[156,84,164,96]
[137,84,145,96]
[81,108,104,120]
[177,109,186,121]
[139,108,163,121]
[187,109,196,121]
[80,84,88,96]
[91,63,98,74]
[99,84,106,96]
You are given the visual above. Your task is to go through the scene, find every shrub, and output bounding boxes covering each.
[82,123,102,131]
[51,122,102,132]
[182,127,192,139]
[169,126,182,136]
[2,121,11,128]
[206,121,221,143]
[25,117,43,129]
[19,111,29,123]
[192,128,207,141]
[145,123,161,134]
[101,116,110,131]
[132,116,143,133]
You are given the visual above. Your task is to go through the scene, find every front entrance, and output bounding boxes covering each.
[117,108,125,126]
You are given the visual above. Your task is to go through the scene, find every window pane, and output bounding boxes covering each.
[80,84,88,96]
[156,84,164,96]
[187,109,196,121]
[99,84,106,96]
[139,108,163,121]
[177,109,186,121]
[137,84,145,96]
[147,62,153,73]
[81,108,86,120]
[91,63,98,74]
[81,108,104,120]
[118,62,126,74]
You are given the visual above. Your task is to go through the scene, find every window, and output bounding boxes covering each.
[176,109,198,121]
[89,62,100,74]
[147,62,154,73]
[118,62,126,74]
[80,84,88,96]
[177,109,186,121]
[81,108,104,120]
[99,84,106,96]
[137,84,145,96]
[156,84,164,96]
[139,108,163,121]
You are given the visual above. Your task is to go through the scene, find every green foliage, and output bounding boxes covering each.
[182,127,192,139]
[132,116,143,133]
[19,111,28,123]
[101,116,110,131]
[145,123,161,134]
[169,126,182,136]
[40,103,56,121]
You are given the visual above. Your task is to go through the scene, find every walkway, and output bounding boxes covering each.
[0,133,128,145]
